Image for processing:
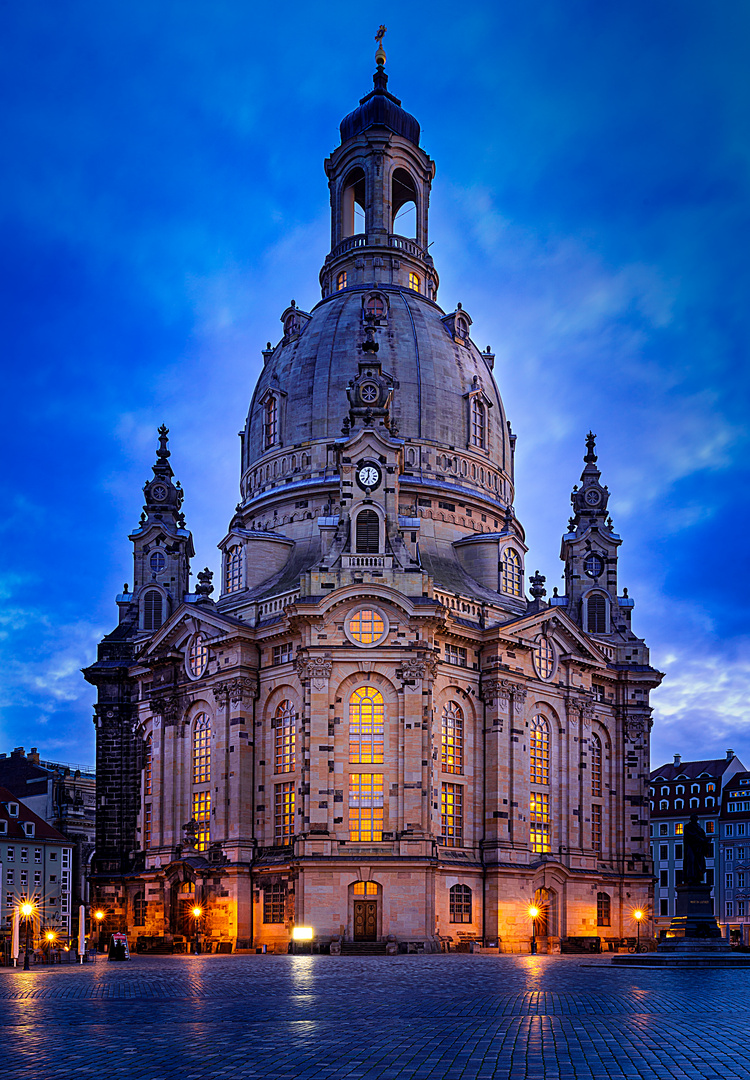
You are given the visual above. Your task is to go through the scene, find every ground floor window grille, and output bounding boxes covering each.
[192,791,210,852]
[275,783,295,844]
[530,791,551,853]
[144,802,152,849]
[134,893,147,927]
[597,892,611,927]
[450,884,472,923]
[263,883,286,923]
[591,804,602,853]
[441,783,463,847]
[349,774,384,841]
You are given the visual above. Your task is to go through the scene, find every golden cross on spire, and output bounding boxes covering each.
[375,24,387,45]
[375,24,387,66]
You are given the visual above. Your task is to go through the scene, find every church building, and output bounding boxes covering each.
[85,47,662,953]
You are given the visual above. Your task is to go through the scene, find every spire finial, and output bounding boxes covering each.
[157,424,170,462]
[375,24,387,66]
[584,431,597,464]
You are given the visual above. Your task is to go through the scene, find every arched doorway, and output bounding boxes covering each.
[351,880,380,941]
[533,886,558,943]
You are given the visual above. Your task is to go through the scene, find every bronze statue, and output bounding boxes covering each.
[683,813,712,885]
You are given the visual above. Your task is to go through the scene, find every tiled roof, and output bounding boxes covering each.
[0,785,69,843]
[650,758,740,781]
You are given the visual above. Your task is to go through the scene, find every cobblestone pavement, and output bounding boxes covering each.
[1,953,749,1079]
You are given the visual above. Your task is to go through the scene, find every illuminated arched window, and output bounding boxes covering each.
[337,271,348,291]
[355,509,379,553]
[591,734,602,798]
[471,398,485,449]
[143,590,163,631]
[530,715,550,784]
[449,884,472,923]
[225,546,243,593]
[501,549,522,597]
[349,687,384,764]
[192,714,210,851]
[441,702,464,774]
[274,700,296,773]
[587,593,607,634]
[264,396,278,448]
[364,294,386,318]
[144,735,152,796]
[597,892,611,926]
[353,880,378,896]
[188,634,208,678]
[408,272,420,292]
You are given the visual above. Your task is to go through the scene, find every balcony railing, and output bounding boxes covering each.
[341,554,392,569]
[330,233,426,261]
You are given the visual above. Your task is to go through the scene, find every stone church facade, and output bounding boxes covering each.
[85,54,662,953]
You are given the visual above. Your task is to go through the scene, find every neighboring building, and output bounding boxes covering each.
[718,770,750,945]
[0,786,74,941]
[649,750,743,938]
[0,746,96,914]
[84,51,663,954]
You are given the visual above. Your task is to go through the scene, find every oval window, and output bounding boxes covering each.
[533,636,555,680]
[347,608,387,647]
[188,634,209,678]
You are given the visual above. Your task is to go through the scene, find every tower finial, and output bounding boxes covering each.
[584,431,597,464]
[375,24,387,66]
[157,424,170,462]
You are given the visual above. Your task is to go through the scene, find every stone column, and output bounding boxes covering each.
[212,676,258,861]
[398,658,433,836]
[295,656,333,837]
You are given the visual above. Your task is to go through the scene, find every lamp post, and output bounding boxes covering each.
[191,906,202,955]
[528,905,540,955]
[20,902,35,971]
[94,909,105,952]
[634,908,644,952]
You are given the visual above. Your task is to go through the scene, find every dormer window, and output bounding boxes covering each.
[501,548,522,597]
[471,398,486,449]
[364,293,386,319]
[8,802,19,817]
[22,821,35,838]
[355,509,379,554]
[0,821,6,835]
[265,396,278,448]
[225,545,243,593]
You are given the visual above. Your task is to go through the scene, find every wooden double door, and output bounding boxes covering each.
[353,900,378,941]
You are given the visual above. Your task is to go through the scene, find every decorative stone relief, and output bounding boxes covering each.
[212,676,258,707]
[296,657,333,691]
[150,693,183,725]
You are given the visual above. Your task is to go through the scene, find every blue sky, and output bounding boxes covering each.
[1,1,748,771]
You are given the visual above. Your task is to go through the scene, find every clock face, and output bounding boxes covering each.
[151,484,168,502]
[584,489,601,506]
[360,382,379,403]
[356,463,381,490]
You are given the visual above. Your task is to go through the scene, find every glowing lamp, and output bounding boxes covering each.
[292,926,314,941]
[528,905,540,920]
[20,903,34,918]
[94,910,105,922]
[634,909,644,921]
[45,931,56,942]
[192,906,203,919]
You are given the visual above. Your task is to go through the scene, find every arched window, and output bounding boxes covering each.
[530,715,550,784]
[353,880,378,896]
[355,509,379,553]
[587,593,607,634]
[441,702,464,774]
[449,884,472,923]
[225,546,243,593]
[143,590,163,631]
[192,714,210,851]
[471,398,486,449]
[274,700,296,774]
[408,272,420,292]
[597,892,611,927]
[501,549,522,597]
[341,166,365,237]
[392,167,417,238]
[349,774,384,842]
[364,294,386,319]
[349,687,384,764]
[676,799,684,809]
[660,800,668,810]
[144,735,152,796]
[690,798,699,808]
[591,734,602,798]
[264,395,278,448]
[337,271,348,291]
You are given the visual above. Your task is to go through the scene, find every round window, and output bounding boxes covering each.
[187,634,209,678]
[346,608,388,647]
[584,553,604,578]
[150,551,166,573]
[533,636,555,680]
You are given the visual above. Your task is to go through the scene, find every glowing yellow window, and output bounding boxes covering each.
[337,271,347,291]
[530,715,549,784]
[275,782,295,844]
[441,702,464,774]
[192,716,210,785]
[349,608,385,644]
[274,700,296,773]
[349,774,384,841]
[408,272,420,292]
[530,791,551,853]
[353,880,378,896]
[591,734,602,798]
[349,687,384,764]
[441,783,463,847]
[192,790,210,852]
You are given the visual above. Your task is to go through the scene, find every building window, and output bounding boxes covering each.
[660,800,668,810]
[659,823,668,836]
[660,899,669,916]
[273,643,293,665]
[471,398,486,449]
[6,870,13,885]
[726,901,734,918]
[726,873,734,889]
[660,870,669,887]
[533,637,555,680]
[143,590,163,631]
[355,509,380,553]
[134,893,147,927]
[188,634,208,678]
[501,549,522,597]
[738,872,746,888]
[144,734,152,796]
[445,644,467,667]
[364,294,386,318]
[408,272,420,292]
[353,880,378,896]
[675,822,684,835]
[530,715,550,784]
[144,803,152,849]
[597,892,611,927]
[591,735,602,798]
[274,701,296,774]
[225,546,243,593]
[349,609,386,645]
[660,844,668,861]
[20,871,27,887]
[349,687,384,764]
[441,783,463,847]
[274,782,295,844]
[34,848,41,864]
[441,702,464,774]
[193,716,211,785]
[449,884,472,923]
[587,594,607,634]
[591,804,602,853]
[675,843,683,859]
[20,848,27,862]
[263,883,286,923]
[149,551,166,573]
[337,271,347,291]
[349,774,384,842]
[192,791,210,852]
[264,396,278,448]
[530,791,551,853]
[6,848,13,862]
[705,819,715,833]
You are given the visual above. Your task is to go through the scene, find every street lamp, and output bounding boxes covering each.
[20,901,35,971]
[45,930,56,965]
[94,909,105,951]
[528,905,540,955]
[634,908,644,953]
[191,906,203,955]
